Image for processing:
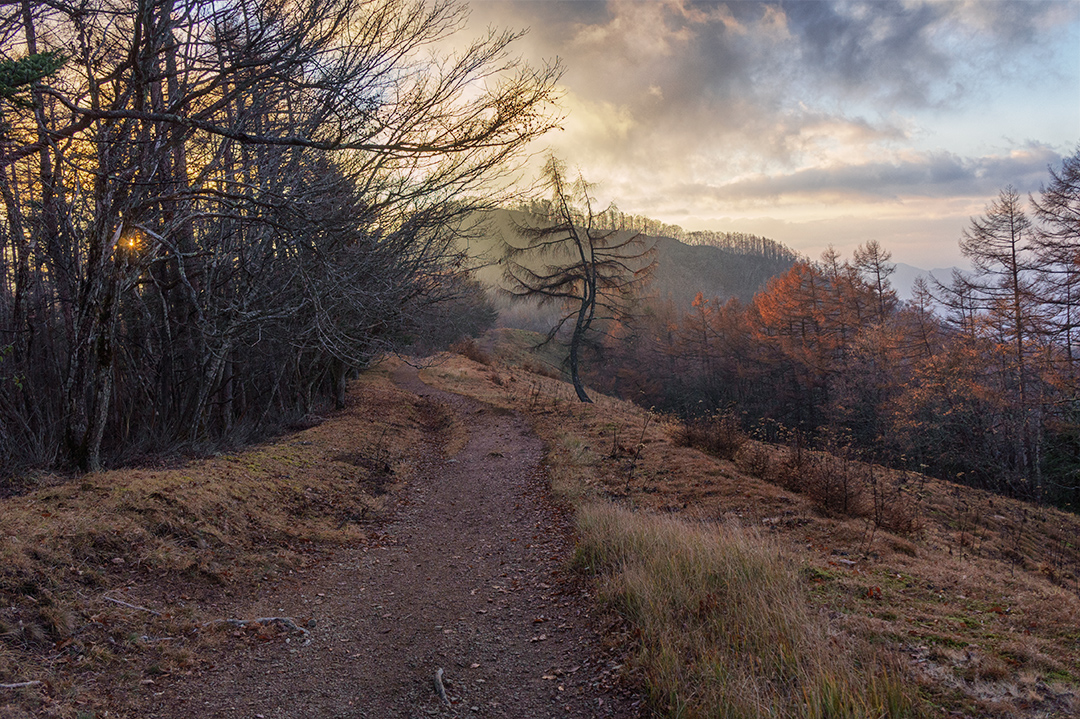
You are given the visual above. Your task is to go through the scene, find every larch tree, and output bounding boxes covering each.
[853,239,897,324]
[501,156,655,403]
[1032,148,1080,374]
[956,186,1043,495]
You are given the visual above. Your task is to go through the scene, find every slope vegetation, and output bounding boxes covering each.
[2,344,1078,718]
[423,339,1080,718]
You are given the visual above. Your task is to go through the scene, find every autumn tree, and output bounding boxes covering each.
[954,187,1044,494]
[502,156,655,402]
[853,240,898,323]
[1032,148,1080,373]
[576,156,1080,506]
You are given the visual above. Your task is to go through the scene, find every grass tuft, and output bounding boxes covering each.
[575,502,916,719]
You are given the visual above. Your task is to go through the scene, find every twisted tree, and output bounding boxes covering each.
[502,157,655,402]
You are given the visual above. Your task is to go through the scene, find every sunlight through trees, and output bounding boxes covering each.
[0,0,559,472]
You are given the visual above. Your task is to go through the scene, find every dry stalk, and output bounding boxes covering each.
[625,412,652,493]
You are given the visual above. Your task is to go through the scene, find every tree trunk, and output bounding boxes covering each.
[568,325,591,403]
[331,359,349,410]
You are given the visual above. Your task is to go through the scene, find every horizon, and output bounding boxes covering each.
[466,0,1080,268]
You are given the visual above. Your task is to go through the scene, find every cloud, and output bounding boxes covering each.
[684,144,1065,204]
[464,1,1078,264]
[480,1,1075,121]
[484,1,1072,172]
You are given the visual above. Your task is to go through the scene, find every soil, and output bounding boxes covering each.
[116,365,643,718]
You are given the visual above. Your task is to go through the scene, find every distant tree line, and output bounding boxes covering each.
[514,199,800,264]
[0,0,557,475]
[588,150,1080,507]
[682,230,800,264]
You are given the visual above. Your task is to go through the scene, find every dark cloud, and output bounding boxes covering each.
[677,144,1065,203]
[781,1,954,106]
[475,1,1075,116]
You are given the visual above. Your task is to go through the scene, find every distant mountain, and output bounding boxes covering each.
[891,263,961,301]
[649,235,795,307]
[461,210,798,329]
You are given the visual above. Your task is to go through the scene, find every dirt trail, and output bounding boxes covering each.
[122,366,638,718]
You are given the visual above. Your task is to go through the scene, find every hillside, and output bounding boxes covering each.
[1,339,1078,717]
[424,338,1080,718]
[649,235,795,306]
[461,209,796,322]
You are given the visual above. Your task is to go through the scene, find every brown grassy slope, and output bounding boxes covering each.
[0,362,456,718]
[420,350,1080,718]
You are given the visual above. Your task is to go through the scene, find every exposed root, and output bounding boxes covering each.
[434,667,451,705]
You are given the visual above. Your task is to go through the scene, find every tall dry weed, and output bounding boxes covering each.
[735,440,920,535]
[672,412,747,461]
[575,503,915,718]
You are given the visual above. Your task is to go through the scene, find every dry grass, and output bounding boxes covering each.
[6,336,1077,718]
[576,503,913,718]
[673,416,923,533]
[0,360,449,717]
[448,336,492,365]
[735,442,922,535]
[421,343,1080,719]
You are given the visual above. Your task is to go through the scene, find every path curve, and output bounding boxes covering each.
[124,365,638,718]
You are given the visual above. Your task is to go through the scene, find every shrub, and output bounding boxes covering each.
[735,441,919,535]
[449,337,491,365]
[735,442,773,478]
[672,412,747,461]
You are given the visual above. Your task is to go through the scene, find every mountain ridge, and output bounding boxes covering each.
[462,209,798,319]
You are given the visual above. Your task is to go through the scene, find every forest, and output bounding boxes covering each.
[0,0,551,475]
[578,151,1080,508]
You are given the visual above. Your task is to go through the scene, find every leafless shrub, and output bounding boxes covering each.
[868,466,921,535]
[672,412,747,461]
[450,338,491,366]
[735,442,773,478]
[735,434,919,535]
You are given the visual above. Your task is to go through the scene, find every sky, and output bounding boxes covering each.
[465,0,1080,268]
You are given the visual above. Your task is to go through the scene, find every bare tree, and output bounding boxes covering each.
[0,0,560,472]
[853,240,897,324]
[1031,148,1080,374]
[502,156,655,402]
[953,186,1044,495]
